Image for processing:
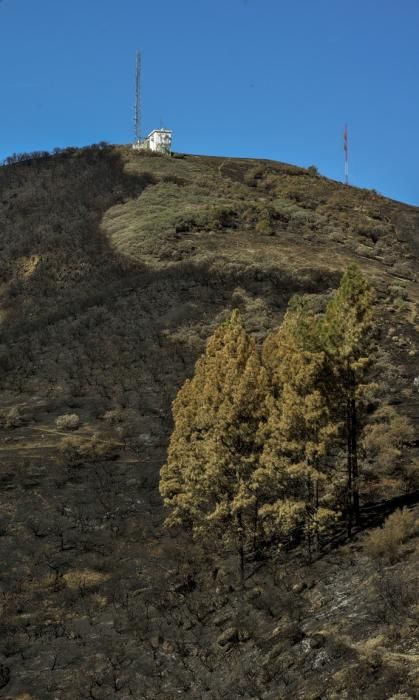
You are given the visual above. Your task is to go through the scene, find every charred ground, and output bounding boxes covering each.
[0,146,417,698]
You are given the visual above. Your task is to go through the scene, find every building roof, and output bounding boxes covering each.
[147,128,173,137]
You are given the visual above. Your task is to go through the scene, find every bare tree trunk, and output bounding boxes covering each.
[252,499,259,555]
[306,476,313,562]
[314,479,320,552]
[237,512,245,588]
[239,545,244,587]
[306,527,312,564]
[350,393,360,525]
[347,365,360,535]
[346,390,353,538]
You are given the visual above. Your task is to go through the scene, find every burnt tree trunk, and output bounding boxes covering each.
[346,365,360,536]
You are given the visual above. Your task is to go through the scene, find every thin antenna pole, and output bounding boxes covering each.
[134,51,142,143]
[344,124,349,185]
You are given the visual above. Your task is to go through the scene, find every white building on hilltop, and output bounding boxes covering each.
[133,128,173,154]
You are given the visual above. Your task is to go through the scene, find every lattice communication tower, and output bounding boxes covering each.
[134,51,142,144]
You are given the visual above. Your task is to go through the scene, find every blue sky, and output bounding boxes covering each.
[1,0,418,204]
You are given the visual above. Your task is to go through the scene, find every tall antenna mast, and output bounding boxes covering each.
[343,124,349,185]
[134,51,142,143]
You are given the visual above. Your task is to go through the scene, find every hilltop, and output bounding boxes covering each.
[0,145,418,698]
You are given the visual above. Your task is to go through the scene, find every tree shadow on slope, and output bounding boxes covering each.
[0,147,154,341]
[0,147,341,417]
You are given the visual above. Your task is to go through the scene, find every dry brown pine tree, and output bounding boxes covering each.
[258,297,339,556]
[160,310,268,581]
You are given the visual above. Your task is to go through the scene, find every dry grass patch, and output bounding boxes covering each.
[56,413,81,430]
[364,508,418,564]
[63,569,110,591]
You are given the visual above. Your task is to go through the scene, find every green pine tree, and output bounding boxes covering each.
[321,263,375,534]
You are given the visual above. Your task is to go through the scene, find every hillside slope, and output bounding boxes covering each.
[0,146,417,698]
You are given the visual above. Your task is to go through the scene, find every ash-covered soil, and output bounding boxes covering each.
[0,146,417,698]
